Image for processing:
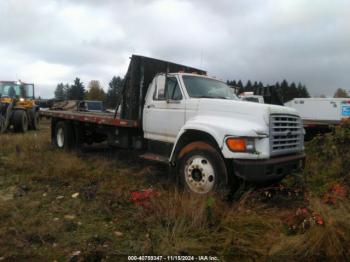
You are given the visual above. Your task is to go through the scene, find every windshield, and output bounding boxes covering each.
[182,76,238,100]
[86,101,104,111]
[0,83,23,98]
[0,82,33,98]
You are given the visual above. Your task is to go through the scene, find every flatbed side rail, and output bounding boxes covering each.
[40,110,138,128]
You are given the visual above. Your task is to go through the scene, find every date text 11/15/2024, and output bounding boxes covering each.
[127,255,219,261]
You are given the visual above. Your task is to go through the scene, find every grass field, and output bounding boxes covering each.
[0,119,350,261]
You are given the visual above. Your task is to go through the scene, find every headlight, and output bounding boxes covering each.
[19,98,25,102]
[226,137,255,152]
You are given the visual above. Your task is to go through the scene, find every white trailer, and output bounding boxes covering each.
[284,98,350,127]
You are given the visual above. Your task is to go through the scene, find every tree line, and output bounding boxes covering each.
[54,76,123,108]
[227,79,310,103]
[55,76,348,107]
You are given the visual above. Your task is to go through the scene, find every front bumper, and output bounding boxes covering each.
[232,153,306,182]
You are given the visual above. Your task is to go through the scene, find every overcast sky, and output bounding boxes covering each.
[0,0,349,98]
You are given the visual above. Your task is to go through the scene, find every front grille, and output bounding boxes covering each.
[270,114,304,156]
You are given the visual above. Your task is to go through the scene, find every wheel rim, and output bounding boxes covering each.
[56,127,64,147]
[184,155,215,194]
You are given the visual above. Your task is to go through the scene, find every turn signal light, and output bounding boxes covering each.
[226,138,246,152]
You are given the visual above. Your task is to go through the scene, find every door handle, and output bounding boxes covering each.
[166,99,181,104]
[147,104,155,108]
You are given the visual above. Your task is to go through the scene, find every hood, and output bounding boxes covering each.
[193,99,299,135]
[198,98,297,116]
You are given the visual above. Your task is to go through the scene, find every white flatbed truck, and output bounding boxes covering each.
[41,55,305,194]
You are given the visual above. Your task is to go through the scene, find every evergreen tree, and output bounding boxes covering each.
[69,78,85,100]
[64,84,70,99]
[274,82,281,92]
[280,79,289,102]
[237,80,244,94]
[252,81,258,93]
[245,80,252,91]
[290,82,298,99]
[224,78,310,102]
[106,76,123,108]
[297,83,310,98]
[302,85,310,97]
[226,80,237,87]
[256,82,264,95]
[54,83,65,100]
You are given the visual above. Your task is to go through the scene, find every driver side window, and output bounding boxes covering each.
[165,77,182,100]
[153,76,183,101]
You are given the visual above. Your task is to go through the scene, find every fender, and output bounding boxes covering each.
[169,115,269,162]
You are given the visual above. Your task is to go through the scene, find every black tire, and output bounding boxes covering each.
[13,110,29,133]
[54,121,76,150]
[31,111,40,130]
[177,141,229,194]
[0,115,6,133]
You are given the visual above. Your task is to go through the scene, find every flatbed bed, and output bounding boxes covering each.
[41,109,341,129]
[40,109,138,128]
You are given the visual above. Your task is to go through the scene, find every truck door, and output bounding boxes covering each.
[143,75,185,143]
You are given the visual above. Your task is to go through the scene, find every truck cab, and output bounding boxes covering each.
[142,73,305,194]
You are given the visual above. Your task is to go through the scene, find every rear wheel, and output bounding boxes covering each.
[13,110,28,133]
[177,141,229,194]
[54,121,75,149]
[0,115,6,133]
[31,111,40,130]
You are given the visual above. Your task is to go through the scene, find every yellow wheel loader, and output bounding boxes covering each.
[0,81,39,133]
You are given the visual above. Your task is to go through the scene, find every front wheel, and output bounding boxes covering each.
[177,141,229,194]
